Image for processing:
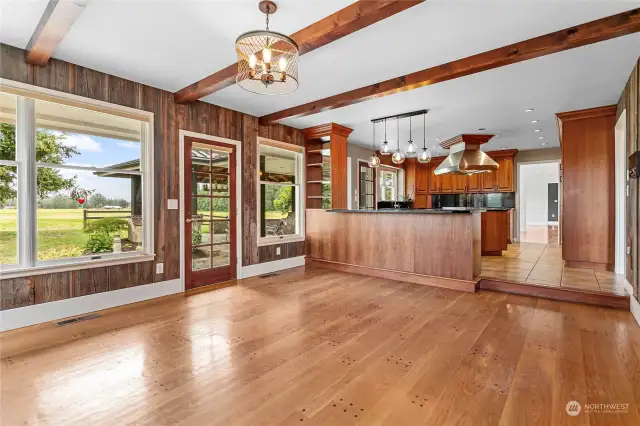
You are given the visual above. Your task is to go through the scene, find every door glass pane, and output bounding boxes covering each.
[212,197,230,219]
[192,245,212,271]
[192,172,210,196]
[212,243,230,267]
[191,220,211,245]
[211,174,229,197]
[212,219,230,244]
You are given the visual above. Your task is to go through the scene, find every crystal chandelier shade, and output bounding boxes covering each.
[235,2,299,95]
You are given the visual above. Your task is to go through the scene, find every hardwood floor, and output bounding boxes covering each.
[2,266,639,425]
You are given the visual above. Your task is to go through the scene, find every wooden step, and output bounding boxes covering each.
[478,278,629,310]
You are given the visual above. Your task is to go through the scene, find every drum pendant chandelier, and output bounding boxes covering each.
[235,1,299,95]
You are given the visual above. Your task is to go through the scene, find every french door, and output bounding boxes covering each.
[184,136,236,289]
[358,161,376,209]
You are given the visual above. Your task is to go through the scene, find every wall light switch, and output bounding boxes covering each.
[167,199,178,210]
[156,263,164,274]
[276,247,281,256]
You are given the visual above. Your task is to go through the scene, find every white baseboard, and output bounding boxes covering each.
[630,295,640,328]
[240,256,305,279]
[624,279,634,297]
[0,279,181,332]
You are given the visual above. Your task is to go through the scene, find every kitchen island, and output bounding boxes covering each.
[305,209,483,292]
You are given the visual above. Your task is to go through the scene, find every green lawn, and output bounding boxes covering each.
[0,208,133,263]
[0,208,288,264]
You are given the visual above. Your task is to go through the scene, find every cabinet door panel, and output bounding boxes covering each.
[467,173,482,192]
[416,165,428,194]
[440,173,453,192]
[453,174,466,193]
[496,157,514,191]
[429,165,441,193]
[482,170,496,191]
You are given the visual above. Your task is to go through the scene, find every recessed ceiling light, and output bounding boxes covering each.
[525,108,534,112]
[541,142,547,146]
[501,147,507,150]
[436,138,441,141]
[534,129,541,133]
[538,136,544,140]
[432,145,437,149]
[494,134,501,138]
[532,120,539,123]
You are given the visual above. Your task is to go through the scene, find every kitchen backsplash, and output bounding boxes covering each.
[432,192,515,209]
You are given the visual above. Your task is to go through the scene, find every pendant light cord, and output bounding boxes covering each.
[397,117,400,149]
[409,116,412,142]
[372,122,376,154]
[423,112,426,149]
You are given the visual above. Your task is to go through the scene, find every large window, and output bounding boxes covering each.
[258,139,304,245]
[0,84,153,273]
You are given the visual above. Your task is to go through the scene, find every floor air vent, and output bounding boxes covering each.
[55,313,100,327]
[259,272,279,279]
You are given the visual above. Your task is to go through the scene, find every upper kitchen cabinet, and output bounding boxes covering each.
[428,150,516,194]
[495,155,515,192]
[415,164,429,194]
[467,173,483,192]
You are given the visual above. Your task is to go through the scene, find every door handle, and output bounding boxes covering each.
[186,218,193,223]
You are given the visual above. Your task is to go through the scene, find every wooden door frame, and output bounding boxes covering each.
[178,130,242,291]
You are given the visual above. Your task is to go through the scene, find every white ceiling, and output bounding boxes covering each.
[0,0,639,155]
[283,33,640,156]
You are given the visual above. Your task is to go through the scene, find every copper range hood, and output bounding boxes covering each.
[434,134,498,175]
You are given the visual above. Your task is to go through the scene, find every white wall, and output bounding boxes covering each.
[519,162,559,228]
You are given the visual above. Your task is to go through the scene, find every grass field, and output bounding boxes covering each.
[0,208,287,264]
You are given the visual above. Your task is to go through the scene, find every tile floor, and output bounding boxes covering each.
[481,226,628,296]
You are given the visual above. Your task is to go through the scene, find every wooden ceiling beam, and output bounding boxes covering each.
[25,0,86,67]
[259,8,640,125]
[174,0,424,104]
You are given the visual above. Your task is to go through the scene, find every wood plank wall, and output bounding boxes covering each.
[0,43,306,310]
[618,58,640,300]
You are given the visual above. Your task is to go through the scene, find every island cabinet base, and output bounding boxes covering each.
[307,259,478,293]
[306,209,482,292]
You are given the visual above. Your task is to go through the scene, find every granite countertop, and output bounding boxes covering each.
[326,208,484,214]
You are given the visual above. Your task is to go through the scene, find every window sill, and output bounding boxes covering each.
[0,253,155,280]
[257,235,305,247]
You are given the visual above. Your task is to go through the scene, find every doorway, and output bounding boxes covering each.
[184,136,237,289]
[518,161,560,244]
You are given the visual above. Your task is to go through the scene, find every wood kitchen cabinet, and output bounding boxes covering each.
[415,165,428,194]
[467,173,482,192]
[452,174,466,193]
[427,150,516,194]
[495,156,514,191]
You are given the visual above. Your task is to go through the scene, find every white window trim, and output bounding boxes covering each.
[256,137,305,247]
[0,79,155,276]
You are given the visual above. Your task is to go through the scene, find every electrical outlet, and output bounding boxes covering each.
[167,199,178,210]
[156,263,164,274]
[276,246,281,256]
